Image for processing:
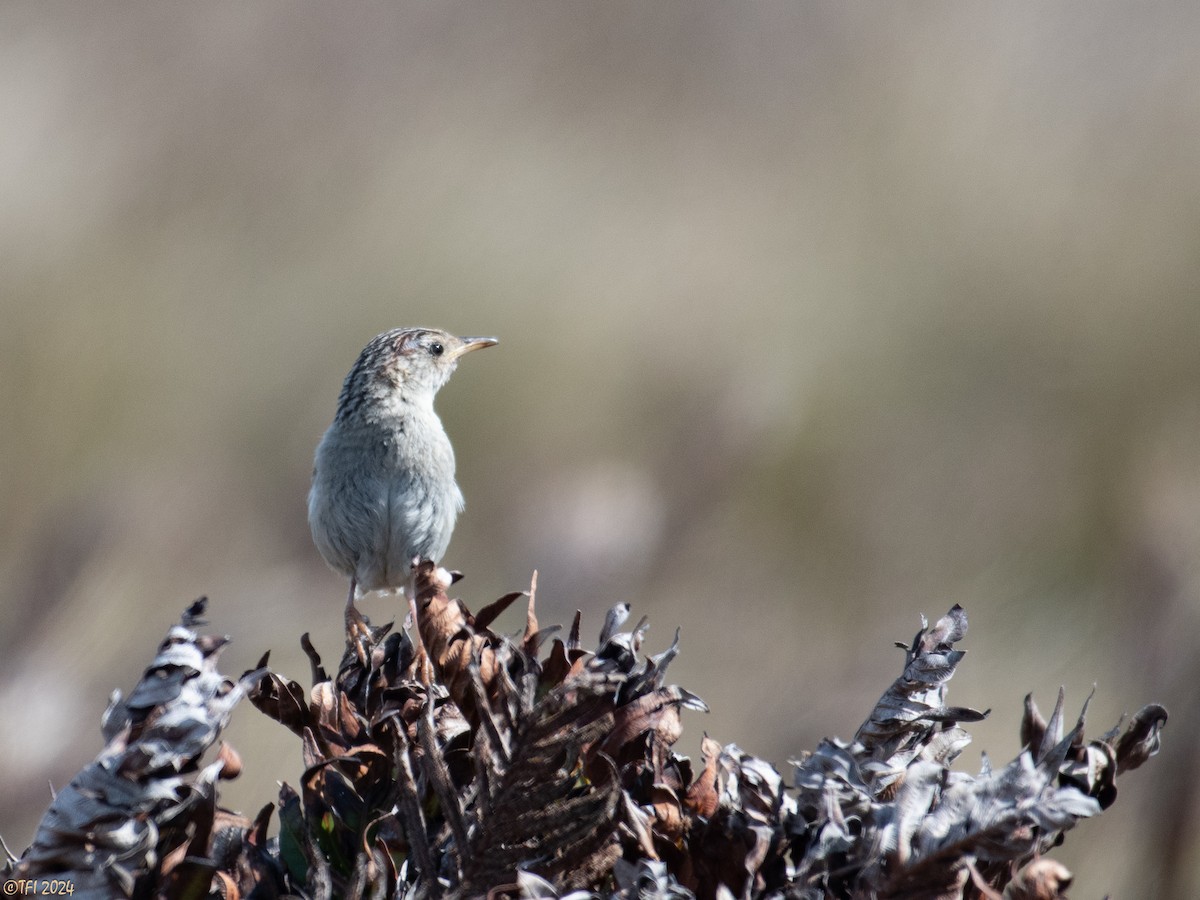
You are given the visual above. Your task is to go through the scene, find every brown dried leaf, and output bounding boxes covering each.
[541,638,572,689]
[524,570,540,651]
[1115,703,1168,774]
[412,560,507,725]
[217,741,243,780]
[648,784,687,843]
[684,735,722,819]
[472,591,526,632]
[567,609,583,651]
[601,689,688,758]
[1020,693,1047,754]
[249,670,314,738]
[301,632,329,685]
[1003,857,1073,899]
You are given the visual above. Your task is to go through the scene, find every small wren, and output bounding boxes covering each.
[308,327,497,606]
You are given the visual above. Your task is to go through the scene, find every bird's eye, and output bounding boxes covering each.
[429,342,444,357]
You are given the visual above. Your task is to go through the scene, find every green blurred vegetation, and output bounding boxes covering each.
[2,3,1197,895]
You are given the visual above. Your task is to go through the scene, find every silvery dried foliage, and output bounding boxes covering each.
[5,578,1167,900]
[5,599,270,900]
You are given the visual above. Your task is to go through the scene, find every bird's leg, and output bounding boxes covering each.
[344,577,372,665]
[406,565,418,633]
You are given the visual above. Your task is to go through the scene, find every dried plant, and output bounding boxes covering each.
[4,571,1167,900]
[4,600,269,899]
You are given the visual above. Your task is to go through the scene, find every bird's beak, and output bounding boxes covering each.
[452,336,499,359]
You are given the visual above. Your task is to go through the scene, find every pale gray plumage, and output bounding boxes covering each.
[308,327,497,595]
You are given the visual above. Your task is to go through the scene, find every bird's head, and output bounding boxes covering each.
[336,327,498,419]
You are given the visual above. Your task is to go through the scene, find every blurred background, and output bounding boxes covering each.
[1,2,1197,894]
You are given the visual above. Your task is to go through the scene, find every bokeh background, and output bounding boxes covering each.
[2,2,1197,894]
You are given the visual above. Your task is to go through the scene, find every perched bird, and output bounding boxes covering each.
[308,327,498,609]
